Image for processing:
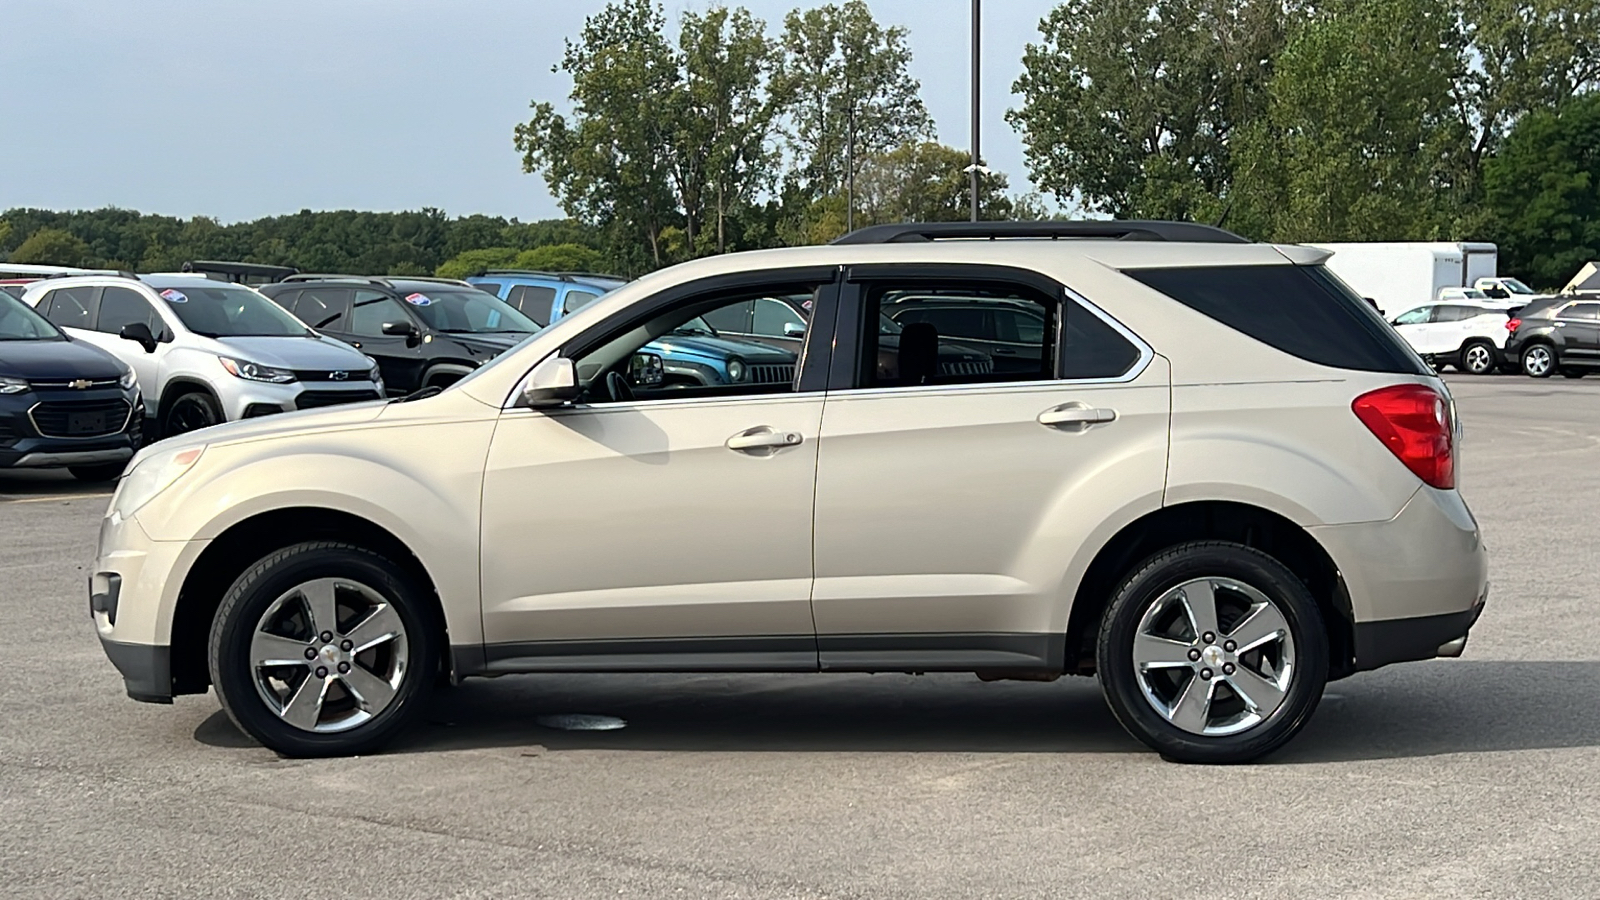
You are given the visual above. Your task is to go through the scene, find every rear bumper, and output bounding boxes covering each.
[1351,586,1487,672]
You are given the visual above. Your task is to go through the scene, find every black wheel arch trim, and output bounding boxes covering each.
[1352,602,1484,672]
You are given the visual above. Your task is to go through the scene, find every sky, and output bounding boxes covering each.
[0,0,1059,224]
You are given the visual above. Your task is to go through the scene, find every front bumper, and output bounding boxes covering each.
[92,510,209,702]
[223,380,383,420]
[0,387,142,469]
[99,636,174,704]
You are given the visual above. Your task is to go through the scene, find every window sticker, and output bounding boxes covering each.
[404,292,431,306]
[159,289,188,303]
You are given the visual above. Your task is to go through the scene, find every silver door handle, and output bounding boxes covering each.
[1555,322,1567,327]
[1038,405,1117,427]
[726,427,803,452]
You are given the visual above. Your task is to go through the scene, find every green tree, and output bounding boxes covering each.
[855,142,1017,225]
[772,1,933,202]
[1230,0,1469,241]
[513,243,606,272]
[9,228,95,267]
[676,6,780,254]
[1009,0,1291,220]
[435,247,521,279]
[1485,92,1600,287]
[516,0,681,270]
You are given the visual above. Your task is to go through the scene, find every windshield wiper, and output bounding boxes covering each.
[392,385,443,403]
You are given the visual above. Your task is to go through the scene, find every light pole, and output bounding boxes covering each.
[969,0,980,222]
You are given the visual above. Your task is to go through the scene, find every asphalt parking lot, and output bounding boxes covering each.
[2,375,1598,899]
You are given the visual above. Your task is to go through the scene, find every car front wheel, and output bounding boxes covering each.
[1096,542,1328,764]
[209,542,437,757]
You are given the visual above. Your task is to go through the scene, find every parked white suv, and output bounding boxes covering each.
[90,222,1488,764]
[24,275,384,437]
[1388,301,1514,375]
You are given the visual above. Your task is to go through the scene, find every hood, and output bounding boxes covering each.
[136,397,389,464]
[648,333,797,364]
[213,334,373,369]
[0,336,129,381]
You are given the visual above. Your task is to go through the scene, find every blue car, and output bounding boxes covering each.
[467,269,800,388]
[0,291,143,482]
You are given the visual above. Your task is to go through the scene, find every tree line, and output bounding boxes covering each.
[4,0,1598,287]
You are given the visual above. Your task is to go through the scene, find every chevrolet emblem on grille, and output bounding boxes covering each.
[329,371,349,381]
[69,379,92,390]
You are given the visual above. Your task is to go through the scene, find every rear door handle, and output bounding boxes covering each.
[726,427,803,453]
[992,348,1018,356]
[1038,404,1117,428]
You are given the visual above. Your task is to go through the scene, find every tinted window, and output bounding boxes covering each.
[392,287,539,334]
[350,291,410,337]
[0,285,26,301]
[869,287,1056,386]
[474,282,502,296]
[1128,265,1427,375]
[1061,303,1141,379]
[1392,307,1430,325]
[701,300,752,333]
[1562,303,1600,321]
[42,286,100,330]
[96,286,158,335]
[896,306,990,340]
[753,297,805,335]
[154,283,310,337]
[293,287,350,331]
[505,285,557,326]
[563,289,601,315]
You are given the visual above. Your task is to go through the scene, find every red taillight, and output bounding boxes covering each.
[1352,384,1455,489]
[1505,318,1521,333]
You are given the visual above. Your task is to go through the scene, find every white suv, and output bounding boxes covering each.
[24,275,384,437]
[90,222,1488,764]
[1388,300,1514,375]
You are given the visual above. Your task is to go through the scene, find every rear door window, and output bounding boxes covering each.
[1127,265,1428,374]
[294,288,352,331]
[96,286,160,335]
[1562,303,1600,321]
[474,282,502,296]
[562,289,601,316]
[41,286,101,330]
[505,285,557,326]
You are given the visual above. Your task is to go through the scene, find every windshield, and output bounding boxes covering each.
[1500,278,1536,294]
[0,293,64,340]
[154,283,311,337]
[878,313,902,335]
[671,315,717,336]
[397,288,539,334]
[1462,289,1490,300]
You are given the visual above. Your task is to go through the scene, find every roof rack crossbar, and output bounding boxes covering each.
[830,221,1251,246]
[278,273,392,286]
[470,269,627,282]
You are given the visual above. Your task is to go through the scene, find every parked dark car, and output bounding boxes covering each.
[260,276,542,395]
[0,291,143,481]
[1504,296,1600,378]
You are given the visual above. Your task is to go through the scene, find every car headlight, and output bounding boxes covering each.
[0,375,28,395]
[726,359,746,383]
[111,444,205,519]
[219,357,297,383]
[118,368,137,390]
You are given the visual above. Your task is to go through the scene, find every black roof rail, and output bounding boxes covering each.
[555,271,627,281]
[278,273,393,286]
[831,220,1251,245]
[470,268,627,282]
[181,260,300,283]
[385,275,476,287]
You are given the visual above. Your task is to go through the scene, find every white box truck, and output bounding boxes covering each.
[1305,242,1498,316]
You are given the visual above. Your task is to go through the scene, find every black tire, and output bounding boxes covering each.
[161,390,223,437]
[69,463,125,482]
[1521,343,1556,378]
[1560,368,1587,379]
[208,542,438,757]
[1458,340,1497,376]
[1095,541,1328,764]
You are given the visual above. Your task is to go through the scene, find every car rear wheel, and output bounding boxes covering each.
[1459,341,1496,375]
[1096,541,1328,764]
[1521,344,1556,378]
[162,391,222,437]
[69,463,125,482]
[209,542,437,757]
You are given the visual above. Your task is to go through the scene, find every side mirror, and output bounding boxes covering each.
[119,322,158,353]
[782,322,807,337]
[628,352,664,386]
[381,320,417,336]
[516,355,580,408]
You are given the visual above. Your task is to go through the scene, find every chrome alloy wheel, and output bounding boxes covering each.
[1130,577,1296,737]
[1464,344,1494,374]
[1523,345,1553,377]
[249,577,409,733]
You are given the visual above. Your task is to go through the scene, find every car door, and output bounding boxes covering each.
[91,285,173,390]
[1388,305,1435,354]
[346,290,429,393]
[810,266,1170,671]
[1556,302,1600,361]
[476,272,839,669]
[37,285,102,340]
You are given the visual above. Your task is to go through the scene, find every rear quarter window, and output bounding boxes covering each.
[1127,264,1428,375]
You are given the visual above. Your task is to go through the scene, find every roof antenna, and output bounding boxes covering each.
[1213,202,1233,230]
